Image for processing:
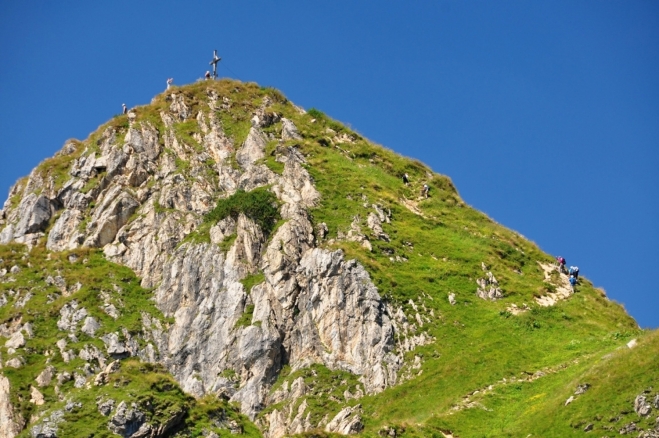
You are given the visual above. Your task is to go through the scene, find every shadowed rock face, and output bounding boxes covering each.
[0,85,401,435]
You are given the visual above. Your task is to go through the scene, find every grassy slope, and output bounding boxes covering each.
[2,79,653,437]
[265,94,646,437]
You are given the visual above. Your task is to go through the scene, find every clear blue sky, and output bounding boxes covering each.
[1,1,657,328]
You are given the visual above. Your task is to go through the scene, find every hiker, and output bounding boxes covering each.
[569,275,577,290]
[422,184,430,198]
[572,266,579,279]
[166,78,173,90]
[122,103,127,115]
[402,173,409,185]
[556,256,567,274]
[205,71,211,80]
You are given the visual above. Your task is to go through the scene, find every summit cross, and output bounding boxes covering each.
[209,50,221,79]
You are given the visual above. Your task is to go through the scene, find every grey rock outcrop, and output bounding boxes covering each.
[57,300,87,332]
[30,410,63,438]
[0,191,53,247]
[97,397,115,416]
[367,212,390,242]
[36,366,56,387]
[236,127,266,168]
[47,209,84,251]
[81,316,100,337]
[108,401,148,438]
[325,405,364,435]
[281,118,302,140]
[636,395,653,417]
[83,189,139,247]
[13,194,52,237]
[476,271,503,301]
[5,331,25,349]
[0,376,23,438]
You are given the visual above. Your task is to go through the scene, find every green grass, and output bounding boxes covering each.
[235,304,255,328]
[34,140,86,192]
[205,187,280,236]
[244,87,644,437]
[218,233,237,252]
[7,177,28,209]
[173,120,203,153]
[240,272,265,293]
[178,221,212,247]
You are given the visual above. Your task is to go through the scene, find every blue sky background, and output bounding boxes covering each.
[1,1,657,327]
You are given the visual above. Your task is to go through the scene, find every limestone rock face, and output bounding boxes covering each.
[46,209,84,251]
[281,118,302,140]
[14,194,52,237]
[293,249,394,392]
[476,271,503,301]
[0,193,52,245]
[325,405,364,435]
[83,189,140,247]
[635,395,653,417]
[0,376,23,438]
[108,401,148,437]
[237,127,267,168]
[0,85,405,437]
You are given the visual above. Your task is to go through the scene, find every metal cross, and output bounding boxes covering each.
[209,50,221,79]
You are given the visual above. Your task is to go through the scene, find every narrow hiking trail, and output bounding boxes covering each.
[535,262,573,306]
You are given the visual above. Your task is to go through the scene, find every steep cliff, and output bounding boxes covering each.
[0,79,654,438]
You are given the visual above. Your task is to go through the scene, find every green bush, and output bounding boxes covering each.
[307,108,325,119]
[205,187,280,236]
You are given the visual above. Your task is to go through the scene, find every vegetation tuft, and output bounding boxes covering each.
[205,187,280,236]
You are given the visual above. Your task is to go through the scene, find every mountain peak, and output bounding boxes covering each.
[0,79,654,438]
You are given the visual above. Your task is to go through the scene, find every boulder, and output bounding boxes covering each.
[108,401,148,438]
[36,366,56,387]
[5,331,25,349]
[325,405,364,435]
[236,127,266,168]
[14,193,53,237]
[81,316,101,337]
[281,118,302,140]
[635,395,653,416]
[84,190,139,247]
[0,375,24,437]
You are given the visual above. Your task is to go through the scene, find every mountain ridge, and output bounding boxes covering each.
[0,78,655,438]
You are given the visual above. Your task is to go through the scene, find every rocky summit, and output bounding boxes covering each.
[0,79,656,438]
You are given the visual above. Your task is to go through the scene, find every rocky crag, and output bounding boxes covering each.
[0,79,655,438]
[0,81,413,438]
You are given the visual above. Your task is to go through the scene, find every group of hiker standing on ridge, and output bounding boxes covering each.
[556,256,580,290]
[402,173,430,199]
[122,50,222,115]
